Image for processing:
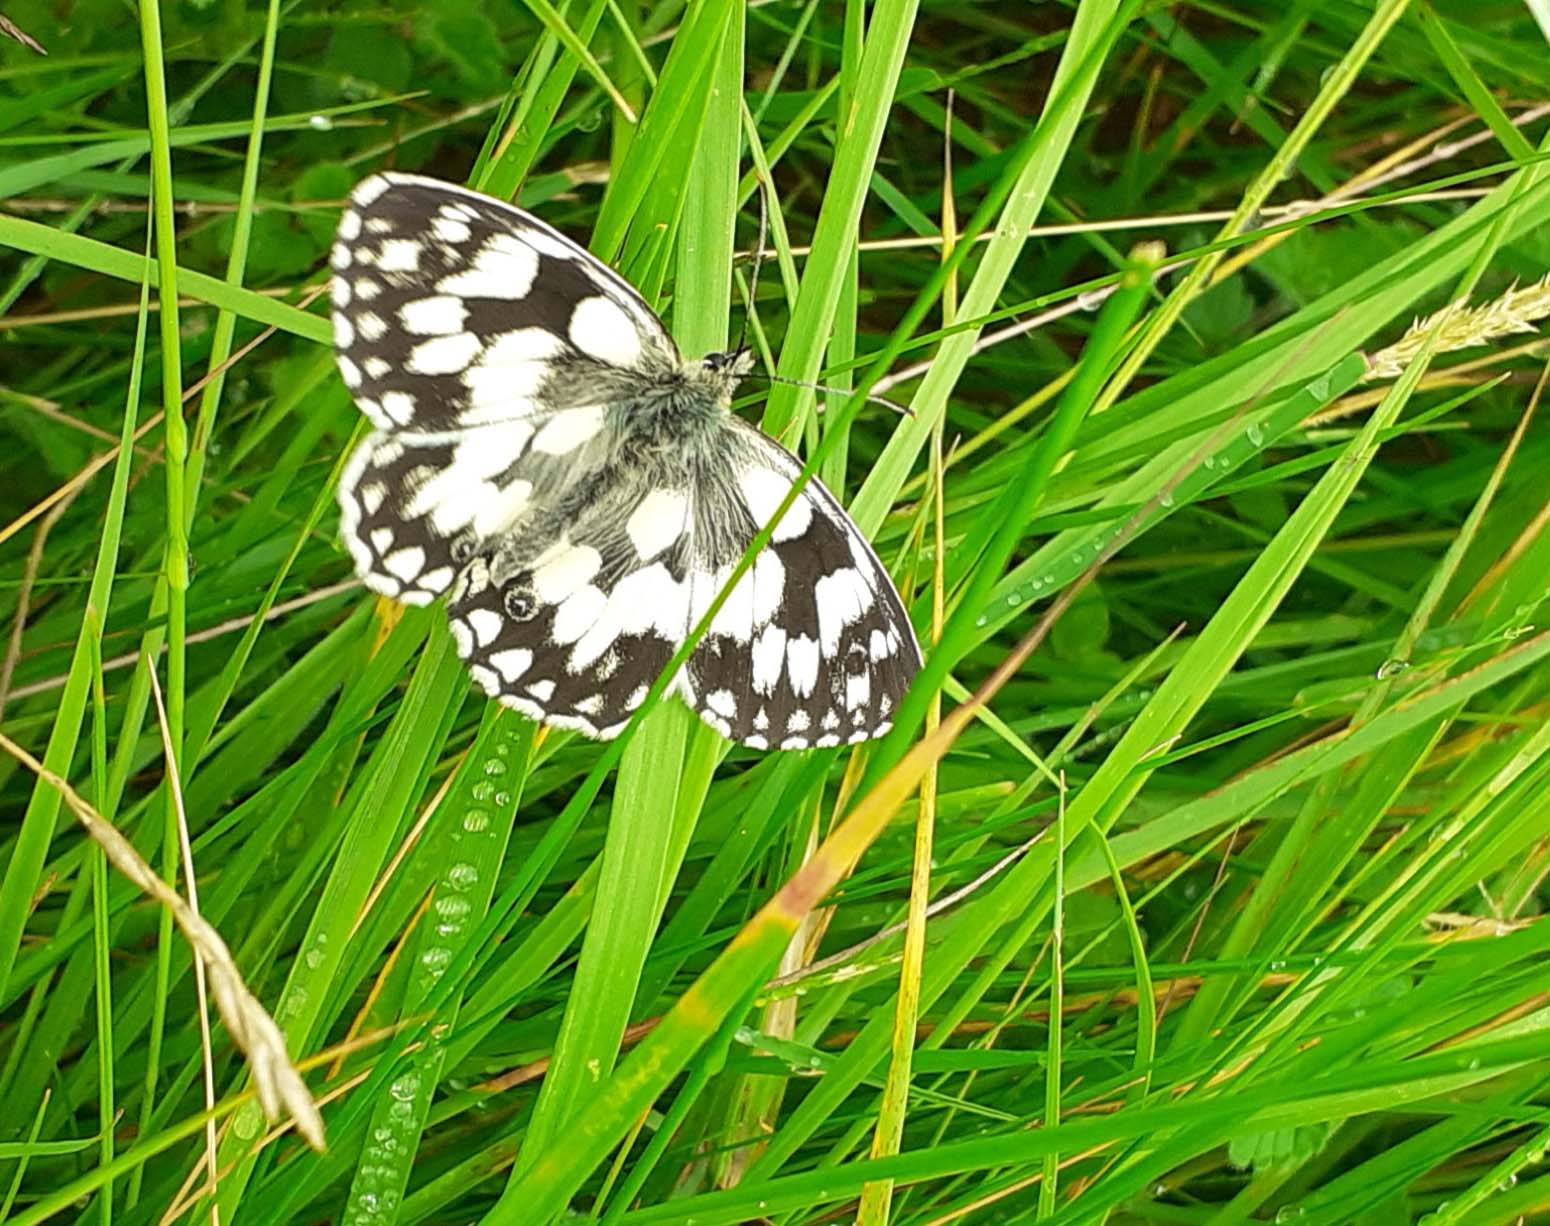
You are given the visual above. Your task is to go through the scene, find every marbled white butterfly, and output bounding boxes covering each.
[330,173,921,749]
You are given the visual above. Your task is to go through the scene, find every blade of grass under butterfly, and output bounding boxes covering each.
[503,2,745,1193]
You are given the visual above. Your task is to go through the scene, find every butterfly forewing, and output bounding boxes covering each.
[330,172,676,435]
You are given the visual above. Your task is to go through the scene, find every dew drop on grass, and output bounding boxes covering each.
[1376,659,1409,680]
[233,1105,263,1140]
[308,114,333,131]
[1247,422,1266,446]
[420,947,452,975]
[483,757,506,777]
[391,1071,421,1101]
[463,809,490,833]
[448,863,479,890]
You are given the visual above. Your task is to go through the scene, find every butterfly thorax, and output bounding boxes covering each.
[561,347,754,462]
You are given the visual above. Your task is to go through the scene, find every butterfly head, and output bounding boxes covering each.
[699,346,757,397]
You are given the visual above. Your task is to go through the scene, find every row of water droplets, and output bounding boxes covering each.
[347,726,522,1223]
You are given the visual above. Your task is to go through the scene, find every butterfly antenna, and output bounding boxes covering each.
[736,174,770,356]
[746,370,914,418]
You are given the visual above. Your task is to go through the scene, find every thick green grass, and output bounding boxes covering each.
[4,1,1550,1223]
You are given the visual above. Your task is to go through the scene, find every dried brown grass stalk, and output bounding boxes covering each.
[0,731,326,1150]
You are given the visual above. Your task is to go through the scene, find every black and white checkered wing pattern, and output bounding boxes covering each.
[331,173,675,603]
[682,420,921,750]
[444,471,699,738]
[337,430,544,605]
[330,172,676,434]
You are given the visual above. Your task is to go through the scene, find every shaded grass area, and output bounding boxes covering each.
[3,1,1550,1223]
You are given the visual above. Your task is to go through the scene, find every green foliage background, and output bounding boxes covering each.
[3,1,1550,1223]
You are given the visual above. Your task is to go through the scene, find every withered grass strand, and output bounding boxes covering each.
[0,731,326,1151]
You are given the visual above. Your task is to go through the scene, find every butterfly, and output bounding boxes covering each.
[329,172,921,750]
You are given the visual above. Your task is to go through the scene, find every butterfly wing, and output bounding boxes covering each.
[444,469,698,738]
[681,419,921,749]
[331,173,679,601]
[338,430,538,605]
[330,172,678,435]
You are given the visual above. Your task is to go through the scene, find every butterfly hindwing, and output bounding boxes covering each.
[444,469,698,738]
[682,420,921,749]
[329,173,677,436]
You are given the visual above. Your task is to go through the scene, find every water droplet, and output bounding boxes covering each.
[463,809,490,832]
[494,790,511,806]
[1159,491,1175,508]
[483,757,507,777]
[1275,1206,1304,1223]
[232,1106,263,1139]
[448,863,479,890]
[421,947,452,974]
[1247,422,1265,446]
[1269,959,1286,972]
[308,114,333,131]
[1376,659,1410,680]
[390,1072,421,1101]
[471,781,495,802]
[304,947,324,970]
